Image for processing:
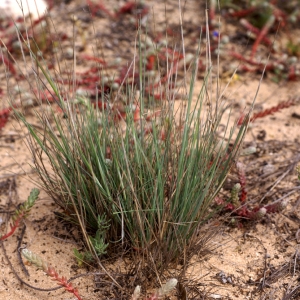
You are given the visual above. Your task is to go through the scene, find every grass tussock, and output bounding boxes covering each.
[7,2,253,275]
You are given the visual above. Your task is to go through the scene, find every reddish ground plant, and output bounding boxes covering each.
[0,108,11,131]
[217,161,289,223]
[22,249,82,300]
[0,188,39,241]
[237,98,298,126]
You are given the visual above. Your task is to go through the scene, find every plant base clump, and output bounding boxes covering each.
[9,6,252,272]
[19,69,249,273]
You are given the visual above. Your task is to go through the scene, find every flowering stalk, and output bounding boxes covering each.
[22,249,82,300]
[230,183,241,207]
[0,188,39,241]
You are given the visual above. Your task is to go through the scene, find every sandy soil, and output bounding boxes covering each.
[1,1,300,299]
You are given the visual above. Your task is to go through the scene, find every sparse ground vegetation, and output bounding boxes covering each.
[0,1,300,299]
